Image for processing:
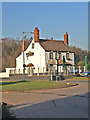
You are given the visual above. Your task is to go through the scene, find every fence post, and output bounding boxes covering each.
[79,66,81,74]
[84,66,85,72]
[37,67,39,76]
[73,66,75,75]
[43,67,44,75]
[67,66,68,75]
[14,69,16,76]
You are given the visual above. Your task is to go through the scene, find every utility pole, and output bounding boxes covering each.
[23,32,26,81]
[57,59,59,75]
[22,31,35,81]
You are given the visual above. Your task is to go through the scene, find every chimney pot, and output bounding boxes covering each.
[64,32,68,45]
[51,38,53,40]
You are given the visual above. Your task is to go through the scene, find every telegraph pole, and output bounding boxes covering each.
[23,32,26,81]
[22,31,35,81]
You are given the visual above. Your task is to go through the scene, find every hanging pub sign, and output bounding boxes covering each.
[26,51,34,56]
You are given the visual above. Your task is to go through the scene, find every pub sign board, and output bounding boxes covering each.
[48,60,56,64]
[26,51,34,56]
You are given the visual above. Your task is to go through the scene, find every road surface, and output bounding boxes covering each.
[2,81,88,118]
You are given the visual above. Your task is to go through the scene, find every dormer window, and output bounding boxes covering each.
[49,51,53,59]
[32,43,34,49]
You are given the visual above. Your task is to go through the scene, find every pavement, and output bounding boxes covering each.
[2,82,89,118]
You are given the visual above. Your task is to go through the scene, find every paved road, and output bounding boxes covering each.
[2,82,88,118]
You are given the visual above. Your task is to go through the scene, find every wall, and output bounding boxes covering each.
[45,51,75,73]
[16,39,45,74]
[6,68,16,74]
[65,53,75,65]
[14,39,75,74]
[0,72,9,78]
[45,52,74,64]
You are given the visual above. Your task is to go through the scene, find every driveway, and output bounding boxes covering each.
[2,82,88,118]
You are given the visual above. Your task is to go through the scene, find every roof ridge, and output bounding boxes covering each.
[39,39,63,42]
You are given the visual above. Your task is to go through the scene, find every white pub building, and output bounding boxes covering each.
[6,27,75,75]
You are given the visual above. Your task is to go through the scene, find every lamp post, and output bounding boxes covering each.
[22,31,35,81]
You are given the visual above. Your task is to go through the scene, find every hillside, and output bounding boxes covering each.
[1,37,32,72]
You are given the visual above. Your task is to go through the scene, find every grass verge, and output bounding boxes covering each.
[1,80,77,92]
[66,77,89,81]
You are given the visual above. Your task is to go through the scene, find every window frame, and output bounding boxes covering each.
[32,43,34,49]
[55,51,61,60]
[49,51,53,59]
[66,52,70,59]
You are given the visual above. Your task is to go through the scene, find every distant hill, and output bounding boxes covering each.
[1,37,89,72]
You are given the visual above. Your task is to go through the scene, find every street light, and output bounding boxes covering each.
[22,31,35,81]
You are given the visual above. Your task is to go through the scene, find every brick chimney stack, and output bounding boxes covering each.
[64,32,68,45]
[51,38,53,40]
[21,40,25,53]
[34,27,39,43]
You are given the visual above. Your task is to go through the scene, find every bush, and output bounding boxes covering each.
[1,105,16,120]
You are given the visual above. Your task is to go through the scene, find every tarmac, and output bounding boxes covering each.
[2,81,89,118]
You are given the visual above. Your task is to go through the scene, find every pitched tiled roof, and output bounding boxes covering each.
[39,39,73,52]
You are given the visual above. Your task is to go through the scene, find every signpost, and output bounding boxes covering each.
[55,51,61,75]
[63,56,66,74]
[63,56,66,70]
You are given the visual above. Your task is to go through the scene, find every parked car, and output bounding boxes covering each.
[80,71,90,77]
[69,69,79,74]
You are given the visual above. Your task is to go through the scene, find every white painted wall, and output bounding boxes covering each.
[65,53,75,65]
[45,51,75,73]
[45,52,74,64]
[0,72,9,78]
[6,68,16,74]
[16,39,45,73]
[8,38,75,74]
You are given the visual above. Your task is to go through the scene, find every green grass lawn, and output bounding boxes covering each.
[1,80,76,92]
[66,76,89,81]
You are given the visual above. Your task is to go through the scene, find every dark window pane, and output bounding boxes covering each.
[32,43,34,49]
[49,52,53,59]
[55,52,61,60]
[66,53,69,59]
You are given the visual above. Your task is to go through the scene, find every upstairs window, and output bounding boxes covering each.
[27,56,29,60]
[32,43,34,49]
[49,52,53,59]
[55,51,61,60]
[66,52,70,59]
